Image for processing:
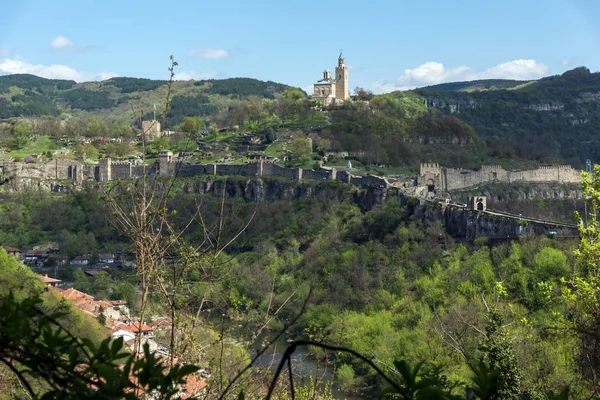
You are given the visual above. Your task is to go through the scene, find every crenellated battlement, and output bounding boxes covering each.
[481,165,502,170]
[420,161,583,192]
[420,162,440,169]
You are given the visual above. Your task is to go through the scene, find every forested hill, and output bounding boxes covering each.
[410,67,600,167]
[421,79,529,92]
[4,67,600,168]
[0,74,297,125]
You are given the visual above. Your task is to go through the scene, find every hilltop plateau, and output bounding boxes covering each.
[1,66,600,169]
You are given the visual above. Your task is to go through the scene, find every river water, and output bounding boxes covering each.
[206,313,359,399]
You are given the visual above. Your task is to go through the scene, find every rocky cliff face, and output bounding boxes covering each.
[450,182,583,202]
[449,182,583,223]
[0,177,72,192]
[183,178,391,211]
[443,207,578,240]
[422,98,479,114]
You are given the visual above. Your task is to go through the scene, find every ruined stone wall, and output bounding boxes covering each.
[350,175,388,188]
[83,165,96,181]
[335,170,351,184]
[158,161,178,177]
[133,164,157,177]
[301,168,331,181]
[519,165,580,183]
[2,160,86,181]
[216,163,260,177]
[111,162,133,180]
[428,163,582,191]
[3,157,390,190]
[262,163,299,179]
[178,164,215,178]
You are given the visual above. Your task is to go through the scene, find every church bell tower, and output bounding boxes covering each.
[335,51,349,100]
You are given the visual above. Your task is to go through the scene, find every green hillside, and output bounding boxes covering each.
[3,67,600,169]
[423,79,529,92]
[412,67,600,167]
[0,74,299,126]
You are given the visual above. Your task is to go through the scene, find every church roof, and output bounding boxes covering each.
[315,79,335,85]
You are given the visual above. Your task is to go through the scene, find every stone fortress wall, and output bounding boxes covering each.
[0,156,583,193]
[0,157,389,189]
[420,162,582,192]
[1,159,94,182]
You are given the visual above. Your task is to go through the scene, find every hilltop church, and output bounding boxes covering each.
[313,52,349,106]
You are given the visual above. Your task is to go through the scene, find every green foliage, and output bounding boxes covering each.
[59,88,115,110]
[0,74,69,118]
[477,311,522,400]
[166,94,216,126]
[0,74,74,94]
[336,364,358,391]
[424,79,528,92]
[0,247,199,399]
[415,67,600,166]
[178,115,205,137]
[75,143,99,160]
[196,77,295,98]
[12,122,31,149]
[104,77,167,93]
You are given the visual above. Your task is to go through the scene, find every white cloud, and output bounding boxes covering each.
[49,35,96,52]
[371,59,549,93]
[398,62,471,87]
[481,59,548,80]
[301,85,314,95]
[561,58,575,66]
[188,48,230,60]
[175,70,218,81]
[0,57,118,81]
[371,80,407,94]
[50,35,74,50]
[0,47,10,57]
[347,65,363,72]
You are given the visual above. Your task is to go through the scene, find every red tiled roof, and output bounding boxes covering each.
[3,246,20,253]
[150,317,171,329]
[180,374,207,398]
[62,288,94,303]
[121,321,153,333]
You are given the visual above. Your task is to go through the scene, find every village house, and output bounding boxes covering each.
[70,256,90,267]
[98,252,115,264]
[150,316,171,331]
[3,246,21,259]
[37,274,62,288]
[25,249,49,264]
[121,321,154,337]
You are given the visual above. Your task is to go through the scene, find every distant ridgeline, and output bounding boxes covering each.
[419,163,582,193]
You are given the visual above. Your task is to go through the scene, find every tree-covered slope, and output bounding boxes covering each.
[423,79,529,92]
[412,67,600,167]
[0,74,298,125]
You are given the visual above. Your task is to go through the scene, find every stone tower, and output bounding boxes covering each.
[335,52,349,101]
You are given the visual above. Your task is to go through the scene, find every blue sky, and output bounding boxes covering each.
[1,0,600,93]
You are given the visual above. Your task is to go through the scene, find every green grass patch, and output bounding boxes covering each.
[8,136,60,159]
[264,141,286,158]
